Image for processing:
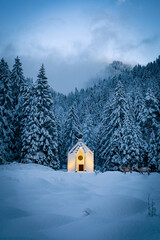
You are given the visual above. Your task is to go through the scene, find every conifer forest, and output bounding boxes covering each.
[0,56,160,172]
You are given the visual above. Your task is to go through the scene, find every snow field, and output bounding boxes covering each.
[0,163,160,240]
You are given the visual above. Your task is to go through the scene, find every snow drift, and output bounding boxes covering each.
[0,163,160,240]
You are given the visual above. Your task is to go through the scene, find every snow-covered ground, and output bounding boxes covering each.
[0,163,160,240]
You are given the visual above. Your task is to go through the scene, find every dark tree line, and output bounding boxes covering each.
[0,57,160,171]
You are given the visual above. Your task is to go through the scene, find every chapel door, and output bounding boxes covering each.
[79,164,84,171]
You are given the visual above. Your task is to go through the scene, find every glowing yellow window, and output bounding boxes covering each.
[78,155,83,160]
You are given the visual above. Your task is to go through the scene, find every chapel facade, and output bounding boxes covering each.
[67,138,94,172]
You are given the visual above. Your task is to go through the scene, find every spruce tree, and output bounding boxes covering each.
[157,128,160,172]
[62,105,81,166]
[11,57,25,161]
[97,82,128,170]
[0,58,14,163]
[148,131,158,171]
[35,64,60,169]
[96,101,111,168]
[144,89,159,140]
[134,91,146,127]
[144,89,160,166]
[97,82,142,171]
[56,118,63,168]
[83,114,95,150]
[133,91,148,165]
[21,86,40,163]
[122,114,142,167]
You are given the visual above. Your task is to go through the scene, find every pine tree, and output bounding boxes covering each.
[132,91,148,166]
[11,57,25,108]
[97,82,127,170]
[0,58,14,163]
[134,91,146,127]
[122,114,142,167]
[157,128,160,172]
[96,101,110,168]
[144,89,159,140]
[10,57,25,161]
[82,113,95,150]
[20,85,40,163]
[35,64,60,169]
[144,89,160,166]
[97,82,142,171]
[148,131,158,171]
[56,118,63,168]
[62,105,81,166]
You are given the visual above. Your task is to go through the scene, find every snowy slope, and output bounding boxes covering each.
[0,163,160,240]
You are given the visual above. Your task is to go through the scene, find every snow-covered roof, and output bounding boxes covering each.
[69,139,93,155]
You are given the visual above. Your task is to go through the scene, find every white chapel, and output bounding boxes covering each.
[67,137,94,173]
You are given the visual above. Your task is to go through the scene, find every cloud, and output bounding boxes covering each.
[116,34,160,54]
[140,35,160,45]
[1,7,159,93]
[117,0,126,4]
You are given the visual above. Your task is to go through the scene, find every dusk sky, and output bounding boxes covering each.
[0,0,160,93]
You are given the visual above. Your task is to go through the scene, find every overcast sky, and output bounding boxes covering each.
[0,0,160,93]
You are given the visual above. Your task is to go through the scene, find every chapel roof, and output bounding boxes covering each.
[69,139,93,154]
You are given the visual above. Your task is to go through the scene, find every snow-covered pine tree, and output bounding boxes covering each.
[20,78,32,138]
[0,58,14,163]
[97,81,141,171]
[132,91,148,165]
[148,130,158,171]
[157,128,160,172]
[144,89,159,139]
[20,85,40,163]
[11,57,25,106]
[10,57,25,161]
[134,91,146,129]
[96,100,112,169]
[56,117,63,168]
[144,88,160,166]
[35,64,60,169]
[97,82,127,170]
[122,113,142,167]
[82,113,95,150]
[62,105,81,166]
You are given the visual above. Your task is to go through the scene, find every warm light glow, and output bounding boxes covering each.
[78,155,83,160]
[68,142,94,173]
[67,161,75,170]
